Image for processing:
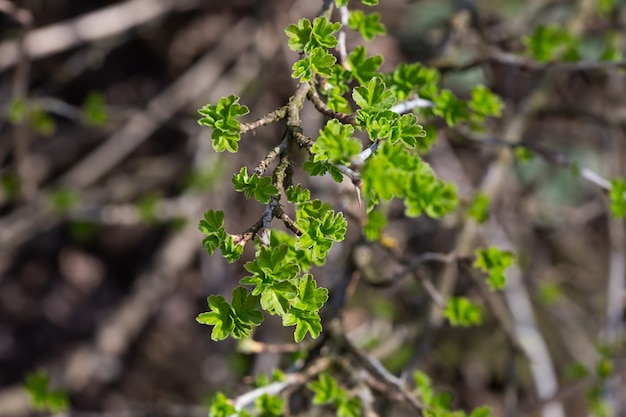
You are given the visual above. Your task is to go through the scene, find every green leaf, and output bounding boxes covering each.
[24,371,69,413]
[444,297,482,327]
[469,406,493,417]
[198,95,249,153]
[209,392,237,417]
[310,47,337,79]
[243,245,300,290]
[413,371,435,406]
[232,166,278,204]
[433,90,467,127]
[199,210,225,234]
[221,235,245,263]
[311,119,362,164]
[231,287,264,327]
[7,98,27,124]
[348,10,386,41]
[523,25,573,62]
[197,295,236,340]
[363,209,387,241]
[286,184,311,204]
[600,32,623,62]
[337,397,362,417]
[469,85,503,119]
[303,159,345,183]
[260,281,297,315]
[468,192,490,223]
[30,109,56,136]
[296,206,347,264]
[199,210,227,256]
[390,113,426,148]
[336,0,349,6]
[283,308,323,342]
[348,10,387,41]
[353,77,396,110]
[361,0,378,5]
[597,0,617,15]
[391,62,440,100]
[347,46,383,84]
[285,17,341,53]
[292,47,337,81]
[311,16,342,49]
[48,187,80,213]
[609,178,626,218]
[293,274,328,311]
[137,192,160,224]
[307,373,339,404]
[255,394,284,417]
[81,92,108,126]
[285,18,313,51]
[474,247,515,291]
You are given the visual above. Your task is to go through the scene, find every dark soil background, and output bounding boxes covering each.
[1,0,625,416]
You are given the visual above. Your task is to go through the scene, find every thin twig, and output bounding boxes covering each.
[307,85,356,124]
[240,106,288,134]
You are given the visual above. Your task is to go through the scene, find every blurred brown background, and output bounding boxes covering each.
[1,0,625,416]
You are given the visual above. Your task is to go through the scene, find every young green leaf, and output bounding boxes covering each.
[311,119,362,164]
[196,295,236,341]
[347,46,383,84]
[523,25,573,62]
[474,247,514,291]
[413,371,435,406]
[336,0,349,6]
[433,89,467,127]
[609,178,626,218]
[363,209,387,241]
[308,373,340,404]
[24,371,69,413]
[389,113,427,148]
[232,166,278,204]
[292,47,337,81]
[361,0,379,5]
[231,287,264,327]
[286,184,311,204]
[353,77,396,110]
[348,10,386,41]
[390,62,440,100]
[255,394,284,417]
[469,406,494,417]
[444,297,482,327]
[221,235,245,263]
[337,397,362,417]
[310,47,337,78]
[469,85,503,119]
[208,392,237,417]
[81,92,108,126]
[303,159,345,183]
[468,193,490,223]
[285,18,313,51]
[282,308,323,342]
[292,274,329,311]
[198,95,250,153]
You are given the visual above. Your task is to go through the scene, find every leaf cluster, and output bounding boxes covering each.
[307,373,362,417]
[24,371,69,413]
[198,95,250,153]
[198,210,244,263]
[473,247,515,291]
[414,371,493,417]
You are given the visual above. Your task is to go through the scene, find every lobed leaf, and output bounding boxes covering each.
[348,10,386,41]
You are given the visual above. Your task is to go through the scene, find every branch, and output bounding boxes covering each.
[240,106,288,134]
[307,85,356,125]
